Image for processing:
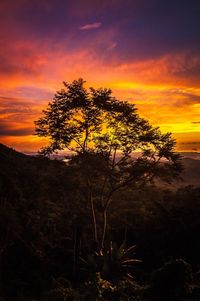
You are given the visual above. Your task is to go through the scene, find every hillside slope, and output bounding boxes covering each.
[0,143,73,202]
[180,157,200,187]
[0,144,199,197]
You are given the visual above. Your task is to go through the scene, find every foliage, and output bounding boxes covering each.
[0,143,200,300]
[35,79,182,249]
[83,273,143,301]
[84,272,116,300]
[81,241,141,283]
[35,79,182,184]
[145,259,192,300]
[47,277,80,301]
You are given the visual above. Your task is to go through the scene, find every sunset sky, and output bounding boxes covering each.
[0,0,200,152]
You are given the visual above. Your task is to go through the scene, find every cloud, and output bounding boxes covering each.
[0,96,47,142]
[0,126,34,137]
[0,96,45,115]
[80,22,102,30]
[192,121,200,124]
[160,88,200,107]
[0,0,199,152]
[108,41,117,50]
[0,116,34,137]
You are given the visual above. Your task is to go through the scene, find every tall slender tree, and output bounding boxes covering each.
[35,79,182,249]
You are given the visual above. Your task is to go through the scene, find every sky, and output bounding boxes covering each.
[0,0,200,152]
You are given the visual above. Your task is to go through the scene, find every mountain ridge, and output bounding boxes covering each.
[0,143,199,189]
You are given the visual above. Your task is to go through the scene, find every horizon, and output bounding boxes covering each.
[1,142,200,161]
[0,0,200,152]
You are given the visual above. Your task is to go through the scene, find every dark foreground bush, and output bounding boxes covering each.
[144,259,192,301]
[44,273,144,301]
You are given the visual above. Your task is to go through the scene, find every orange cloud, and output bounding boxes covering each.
[0,40,199,152]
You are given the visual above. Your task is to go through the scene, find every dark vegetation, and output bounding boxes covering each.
[0,79,200,300]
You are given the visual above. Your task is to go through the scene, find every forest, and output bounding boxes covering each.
[0,79,200,301]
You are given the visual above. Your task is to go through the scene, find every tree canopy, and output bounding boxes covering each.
[35,78,181,180]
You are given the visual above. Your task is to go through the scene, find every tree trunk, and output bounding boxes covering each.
[101,206,108,250]
[73,217,81,286]
[90,193,98,245]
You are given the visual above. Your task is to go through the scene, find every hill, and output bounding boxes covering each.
[0,144,199,192]
[0,143,73,202]
[1,143,200,300]
[180,157,200,187]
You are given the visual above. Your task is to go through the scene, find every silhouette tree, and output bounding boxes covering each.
[35,79,182,249]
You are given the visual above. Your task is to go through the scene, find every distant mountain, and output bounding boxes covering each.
[181,152,200,160]
[0,144,199,194]
[179,157,200,187]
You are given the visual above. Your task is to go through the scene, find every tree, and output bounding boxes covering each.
[35,79,182,250]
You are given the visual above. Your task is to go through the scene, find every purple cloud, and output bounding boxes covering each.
[80,22,102,30]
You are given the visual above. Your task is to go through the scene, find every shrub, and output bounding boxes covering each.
[145,259,192,300]
[81,241,141,283]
